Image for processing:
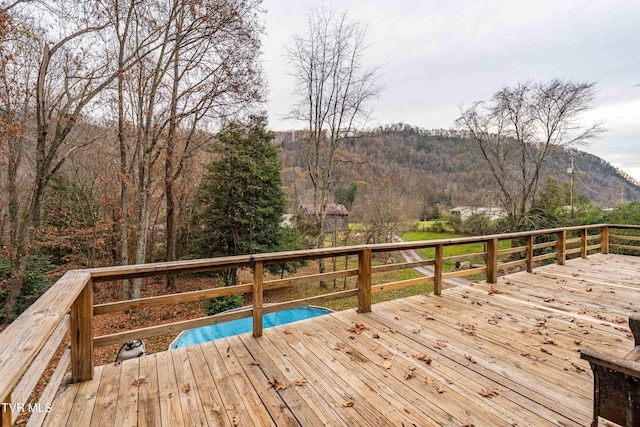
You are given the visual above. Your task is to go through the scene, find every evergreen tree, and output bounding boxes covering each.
[190,115,290,287]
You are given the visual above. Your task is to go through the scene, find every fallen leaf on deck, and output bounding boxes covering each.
[541,347,553,355]
[334,342,346,351]
[435,383,445,393]
[346,323,369,334]
[412,353,432,364]
[424,376,434,386]
[412,328,421,334]
[488,314,502,325]
[404,370,415,380]
[250,360,262,365]
[615,316,626,324]
[479,387,499,398]
[131,378,146,388]
[284,329,293,334]
[375,348,393,359]
[181,383,190,393]
[435,339,448,350]
[394,316,400,320]
[372,333,380,339]
[459,323,476,336]
[233,416,240,426]
[342,399,355,407]
[292,378,307,387]
[571,363,587,373]
[488,286,501,295]
[270,378,286,391]
[465,354,477,364]
[383,360,392,370]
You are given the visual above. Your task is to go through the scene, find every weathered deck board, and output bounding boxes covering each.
[43,253,640,426]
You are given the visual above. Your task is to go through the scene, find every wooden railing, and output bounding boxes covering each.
[2,223,640,425]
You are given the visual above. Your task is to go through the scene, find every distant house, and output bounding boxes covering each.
[450,206,506,221]
[299,203,350,231]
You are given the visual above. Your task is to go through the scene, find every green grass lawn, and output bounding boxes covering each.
[277,227,513,312]
[401,230,511,278]
[402,230,511,258]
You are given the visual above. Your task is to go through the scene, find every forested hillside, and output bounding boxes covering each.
[277,123,640,221]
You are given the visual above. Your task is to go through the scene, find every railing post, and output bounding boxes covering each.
[252,260,264,338]
[557,230,566,266]
[434,244,443,296]
[581,229,588,259]
[526,235,534,273]
[601,226,609,254]
[71,279,94,382]
[357,248,372,313]
[485,238,498,283]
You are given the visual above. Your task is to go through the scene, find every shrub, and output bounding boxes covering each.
[429,219,453,233]
[0,255,54,323]
[203,294,243,316]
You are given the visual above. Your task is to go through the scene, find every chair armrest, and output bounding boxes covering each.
[581,347,640,378]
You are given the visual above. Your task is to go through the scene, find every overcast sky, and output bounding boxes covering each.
[261,0,640,182]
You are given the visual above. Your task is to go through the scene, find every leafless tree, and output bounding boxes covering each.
[0,0,263,299]
[163,0,264,289]
[456,79,603,230]
[0,0,157,275]
[355,176,412,245]
[113,0,264,298]
[287,6,381,283]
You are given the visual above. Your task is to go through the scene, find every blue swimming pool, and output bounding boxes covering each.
[170,306,333,349]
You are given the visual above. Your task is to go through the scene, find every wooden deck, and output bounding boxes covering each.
[44,254,640,426]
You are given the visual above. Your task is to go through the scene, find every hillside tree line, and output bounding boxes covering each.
[0,0,265,319]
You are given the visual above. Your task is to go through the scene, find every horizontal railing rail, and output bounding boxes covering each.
[2,223,640,426]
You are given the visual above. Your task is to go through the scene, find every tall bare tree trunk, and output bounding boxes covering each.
[287,6,381,288]
[165,4,182,290]
[116,0,135,299]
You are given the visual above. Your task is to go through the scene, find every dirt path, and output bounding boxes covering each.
[392,235,470,288]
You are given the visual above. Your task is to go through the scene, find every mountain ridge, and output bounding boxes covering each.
[276,123,640,213]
